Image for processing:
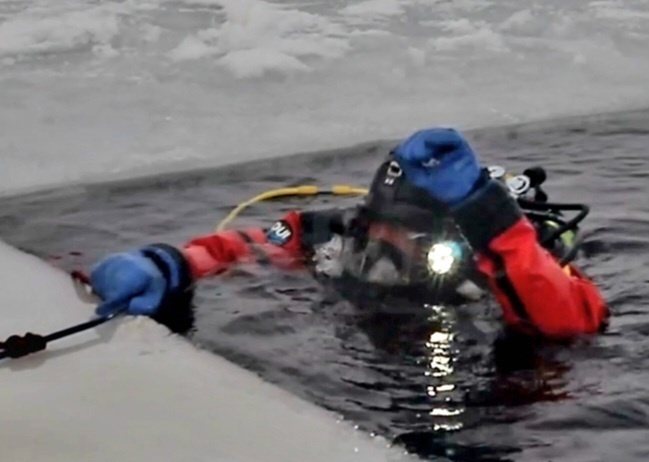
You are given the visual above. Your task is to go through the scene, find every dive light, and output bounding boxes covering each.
[426,241,463,275]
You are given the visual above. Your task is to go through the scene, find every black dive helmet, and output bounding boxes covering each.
[345,155,590,289]
[345,152,473,291]
[361,153,450,232]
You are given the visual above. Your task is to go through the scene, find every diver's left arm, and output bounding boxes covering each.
[392,126,608,339]
[452,179,609,337]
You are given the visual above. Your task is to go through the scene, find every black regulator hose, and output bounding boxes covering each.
[518,198,590,246]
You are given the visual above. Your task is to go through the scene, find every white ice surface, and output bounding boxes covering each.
[0,240,415,462]
[1,0,648,195]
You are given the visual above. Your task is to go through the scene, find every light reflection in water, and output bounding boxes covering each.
[424,304,464,432]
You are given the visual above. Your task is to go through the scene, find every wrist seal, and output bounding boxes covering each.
[140,243,195,334]
[451,177,523,252]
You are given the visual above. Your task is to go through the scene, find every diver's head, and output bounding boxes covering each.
[315,153,476,295]
[312,158,586,302]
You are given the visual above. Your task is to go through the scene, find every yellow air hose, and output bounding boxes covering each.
[215,185,368,232]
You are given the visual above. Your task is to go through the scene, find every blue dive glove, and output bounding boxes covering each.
[393,127,481,205]
[90,244,188,317]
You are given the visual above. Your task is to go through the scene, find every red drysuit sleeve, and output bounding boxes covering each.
[476,218,608,337]
[453,177,608,338]
[181,211,307,279]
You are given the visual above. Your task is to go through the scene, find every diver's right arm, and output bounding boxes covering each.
[87,208,342,326]
[86,220,306,333]
[182,209,345,278]
[87,213,307,321]
[181,210,307,278]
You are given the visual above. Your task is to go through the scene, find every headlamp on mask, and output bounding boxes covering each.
[426,241,463,276]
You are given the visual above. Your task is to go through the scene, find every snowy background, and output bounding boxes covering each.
[1,0,648,195]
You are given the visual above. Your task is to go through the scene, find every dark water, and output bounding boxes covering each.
[2,110,649,461]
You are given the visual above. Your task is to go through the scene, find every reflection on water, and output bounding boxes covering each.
[424,306,464,433]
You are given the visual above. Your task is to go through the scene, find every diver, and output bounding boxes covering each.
[88,127,609,338]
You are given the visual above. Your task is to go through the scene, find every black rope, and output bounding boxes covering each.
[0,333,47,359]
[0,311,123,361]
